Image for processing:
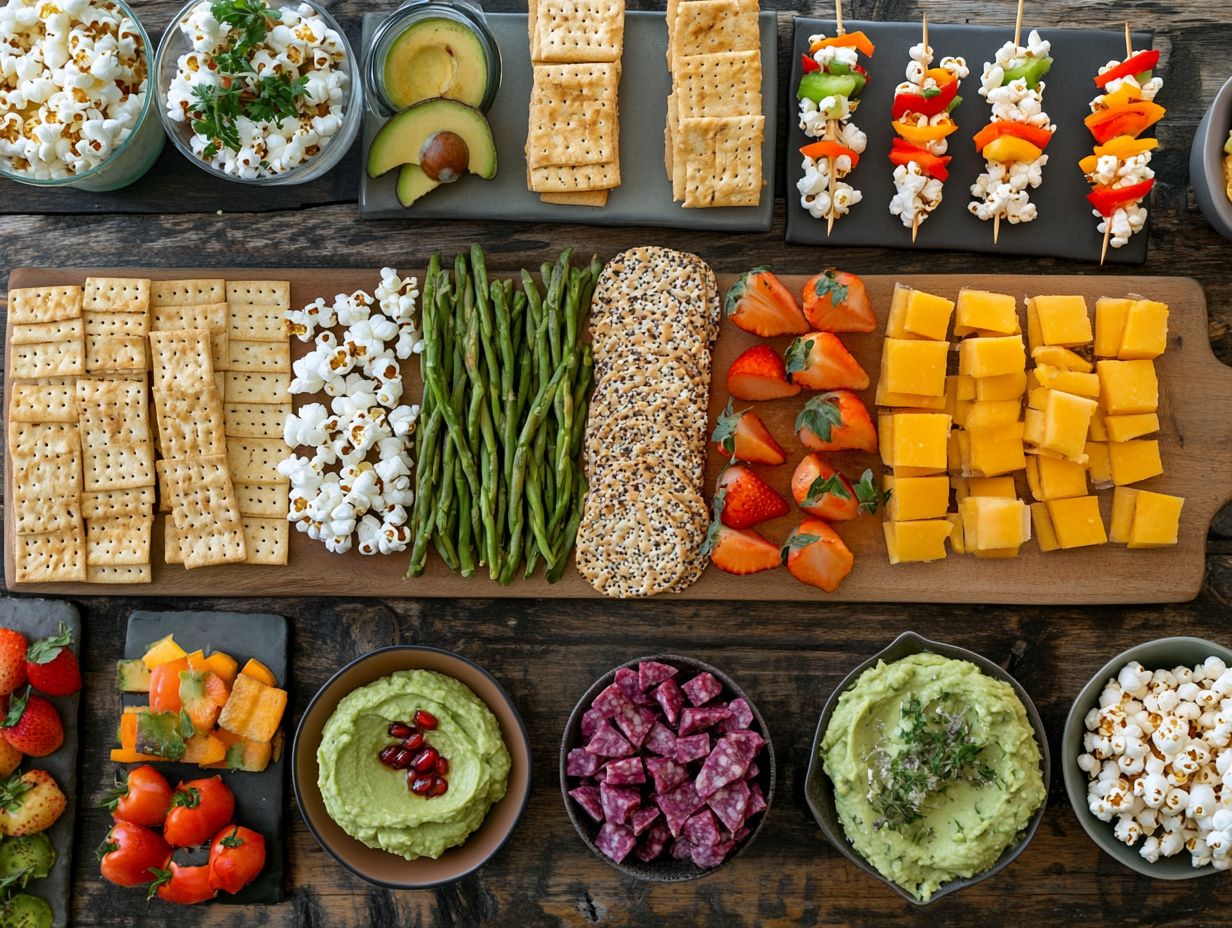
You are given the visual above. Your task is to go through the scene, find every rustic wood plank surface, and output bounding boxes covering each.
[1,0,1231,925]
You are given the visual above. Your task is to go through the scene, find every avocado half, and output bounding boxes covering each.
[383,16,489,110]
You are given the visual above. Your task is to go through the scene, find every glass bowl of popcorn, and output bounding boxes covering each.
[0,0,165,192]
[1063,636,1232,879]
[153,0,361,184]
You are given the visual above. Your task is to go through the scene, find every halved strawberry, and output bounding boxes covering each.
[791,455,886,521]
[784,333,869,391]
[795,390,878,453]
[725,268,809,337]
[781,519,855,592]
[801,269,876,333]
[702,522,781,575]
[711,399,786,466]
[716,465,790,529]
[727,345,802,401]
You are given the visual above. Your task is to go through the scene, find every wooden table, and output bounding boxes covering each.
[2,0,1230,924]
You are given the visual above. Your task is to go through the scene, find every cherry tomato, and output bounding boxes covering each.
[104,765,173,827]
[208,825,266,894]
[149,861,216,905]
[163,777,235,848]
[97,821,171,888]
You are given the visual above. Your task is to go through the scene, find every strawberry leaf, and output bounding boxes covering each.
[780,532,822,564]
[700,488,728,558]
[812,269,849,306]
[710,398,746,457]
[0,774,31,812]
[795,394,845,442]
[2,687,29,728]
[26,622,71,665]
[724,267,769,317]
[783,337,814,378]
[805,473,852,505]
[854,469,890,515]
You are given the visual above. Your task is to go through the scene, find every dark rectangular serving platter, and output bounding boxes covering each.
[784,19,1153,263]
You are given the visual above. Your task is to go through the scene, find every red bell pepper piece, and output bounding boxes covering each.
[1094,49,1161,88]
[1086,178,1155,217]
[891,76,957,120]
[801,53,820,74]
[971,121,1054,153]
[800,139,860,168]
[1084,101,1166,145]
[889,138,951,182]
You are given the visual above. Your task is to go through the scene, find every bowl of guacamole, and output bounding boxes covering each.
[806,631,1049,904]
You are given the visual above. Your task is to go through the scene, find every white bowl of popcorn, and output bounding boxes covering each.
[0,0,165,191]
[1063,636,1232,879]
[153,0,361,184]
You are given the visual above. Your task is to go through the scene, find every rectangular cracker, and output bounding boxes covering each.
[529,160,620,193]
[527,62,619,168]
[226,280,290,309]
[10,339,84,379]
[83,277,150,313]
[10,318,84,345]
[150,303,229,371]
[227,339,290,372]
[86,563,152,584]
[540,190,610,207]
[86,515,153,566]
[83,311,148,338]
[674,51,761,121]
[81,486,155,520]
[680,114,764,208]
[227,303,287,342]
[534,0,625,63]
[80,441,155,491]
[223,371,290,405]
[8,285,82,324]
[8,378,78,423]
[226,438,290,485]
[154,388,226,458]
[161,455,241,525]
[14,528,87,582]
[13,495,82,536]
[76,376,149,418]
[224,402,287,439]
[164,520,184,565]
[11,453,82,498]
[151,279,225,306]
[233,481,288,518]
[176,521,247,569]
[241,517,288,565]
[148,329,214,393]
[9,420,79,458]
[670,0,760,66]
[85,334,147,373]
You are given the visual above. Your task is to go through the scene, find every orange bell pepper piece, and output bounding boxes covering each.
[810,30,875,57]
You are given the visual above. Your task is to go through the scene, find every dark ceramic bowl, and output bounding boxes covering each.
[560,654,775,882]
[1062,636,1232,879]
[292,645,532,888]
[804,631,1051,905]
[1190,74,1232,240]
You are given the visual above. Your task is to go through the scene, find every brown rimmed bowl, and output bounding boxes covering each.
[559,653,776,882]
[804,631,1050,905]
[292,645,531,888]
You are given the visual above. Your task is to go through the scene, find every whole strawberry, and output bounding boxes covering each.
[25,624,81,697]
[1,689,63,757]
[0,630,28,697]
[0,769,67,836]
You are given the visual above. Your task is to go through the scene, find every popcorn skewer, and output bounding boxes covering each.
[825,0,845,236]
[997,0,1025,244]
[912,15,928,243]
[1097,25,1135,265]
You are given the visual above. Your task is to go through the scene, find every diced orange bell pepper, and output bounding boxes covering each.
[182,734,227,766]
[120,711,138,752]
[1095,136,1158,159]
[1084,102,1165,145]
[188,650,239,686]
[110,748,163,764]
[892,119,957,144]
[982,135,1043,164]
[1079,154,1099,175]
[149,658,189,714]
[1098,83,1142,110]
[799,139,861,168]
[972,121,1053,153]
[240,658,277,688]
[810,30,875,57]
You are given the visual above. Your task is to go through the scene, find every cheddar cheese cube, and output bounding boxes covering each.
[1108,439,1163,486]
[1031,345,1093,373]
[882,413,951,472]
[1026,298,1043,351]
[876,382,947,410]
[1118,299,1169,360]
[1097,360,1159,415]
[958,335,1026,379]
[1088,407,1108,441]
[947,431,965,472]
[968,422,1026,476]
[947,512,966,554]
[955,289,1018,336]
[950,374,976,402]
[1030,295,1093,346]
[1026,455,1088,501]
[967,476,1016,497]
[1104,413,1159,443]
[885,475,950,522]
[973,546,1023,559]
[1094,297,1132,358]
[1126,490,1184,549]
[1027,387,1049,411]
[959,496,1030,551]
[1030,502,1060,552]
[883,520,952,563]
[975,371,1028,402]
[1108,486,1139,543]
[885,284,915,339]
[1046,496,1107,548]
[881,338,949,397]
[1023,407,1045,446]
[953,400,973,429]
[966,400,1022,431]
[1034,364,1100,398]
[1041,390,1098,461]
[903,289,956,341]
[1085,441,1112,487]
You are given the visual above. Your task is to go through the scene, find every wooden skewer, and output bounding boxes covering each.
[1100,23,1136,264]
[995,0,1026,243]
[911,14,929,242]
[826,0,845,235]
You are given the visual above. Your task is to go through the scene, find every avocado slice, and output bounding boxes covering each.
[115,658,150,693]
[396,164,440,208]
[134,709,186,761]
[383,17,489,110]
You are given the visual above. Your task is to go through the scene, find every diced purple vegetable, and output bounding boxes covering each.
[725,729,766,763]
[674,733,710,764]
[567,748,601,778]
[584,719,634,758]
[658,780,705,837]
[591,682,634,720]
[645,721,677,757]
[706,779,750,833]
[614,666,641,697]
[681,672,722,707]
[569,785,604,823]
[690,839,735,869]
[678,706,734,736]
[615,704,654,748]
[581,707,605,739]
[604,756,645,786]
[595,821,637,863]
[653,678,685,726]
[599,780,641,826]
[719,698,754,733]
[638,661,678,691]
[696,733,762,798]
[631,805,661,836]
[646,756,688,794]
[635,821,670,862]
[683,809,722,847]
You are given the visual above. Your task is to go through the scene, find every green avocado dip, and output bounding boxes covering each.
[317,669,511,860]
[821,652,1045,901]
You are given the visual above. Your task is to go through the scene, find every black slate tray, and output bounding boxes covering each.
[785,19,1153,264]
[0,598,80,928]
[123,610,288,905]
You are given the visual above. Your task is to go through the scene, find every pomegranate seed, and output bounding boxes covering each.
[388,722,412,739]
[413,709,438,730]
[434,756,449,776]
[403,731,425,751]
[390,748,413,770]
[428,777,449,797]
[412,746,439,773]
[378,745,400,767]
[409,775,434,795]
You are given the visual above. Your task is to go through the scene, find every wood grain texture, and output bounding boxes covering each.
[0,0,1229,924]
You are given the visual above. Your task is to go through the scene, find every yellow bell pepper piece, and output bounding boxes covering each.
[982,135,1043,164]
[892,119,958,144]
[1095,136,1158,159]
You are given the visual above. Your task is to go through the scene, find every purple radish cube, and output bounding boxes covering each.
[696,737,753,798]
[568,785,604,823]
[658,780,705,837]
[646,756,688,794]
[591,682,634,720]
[681,672,722,707]
[635,821,671,862]
[615,704,654,749]
[706,779,750,833]
[595,822,636,864]
[674,733,710,764]
[604,756,645,786]
[653,678,685,727]
[638,660,678,691]
[581,707,605,739]
[584,720,634,758]
[690,839,735,869]
[683,808,722,847]
[599,780,641,826]
[645,721,678,757]
[719,698,755,733]
[566,748,601,778]
[630,805,661,836]
[614,666,640,698]
[678,706,734,736]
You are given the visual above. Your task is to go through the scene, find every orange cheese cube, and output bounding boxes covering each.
[1031,345,1093,372]
[885,284,912,338]
[955,289,1018,336]
[1035,364,1100,398]
[1023,407,1045,446]
[946,431,964,472]
[958,335,1026,378]
[959,496,1030,551]
[975,371,1028,401]
[953,399,973,429]
[1094,297,1132,357]
[1085,441,1113,487]
[1097,360,1159,414]
[966,400,1022,431]
[883,520,952,563]
[1026,298,1044,352]
[1104,413,1159,442]
[968,422,1026,477]
[1118,299,1169,360]
[1041,390,1098,460]
[946,512,967,553]
[950,374,976,401]
[886,475,950,522]
[1027,387,1049,411]
[903,289,956,341]
[883,413,951,472]
[881,338,949,397]
[1046,496,1107,548]
[1108,486,1139,543]
[1108,439,1163,486]
[876,383,947,410]
[1089,407,1108,441]
[967,476,1016,497]
[1030,295,1093,346]
[1028,455,1088,500]
[1030,502,1060,552]
[974,546,1022,559]
[1126,490,1184,548]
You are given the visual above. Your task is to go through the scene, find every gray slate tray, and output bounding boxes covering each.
[0,599,80,928]
[124,611,288,905]
[359,10,777,231]
[785,19,1153,264]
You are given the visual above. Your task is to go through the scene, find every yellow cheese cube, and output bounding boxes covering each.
[887,413,951,472]
[1118,299,1169,360]
[1126,490,1184,548]
[1027,387,1049,411]
[903,289,956,341]
[973,546,1022,558]
[1085,441,1112,487]
[967,476,1016,497]
[884,520,952,563]
[886,475,950,522]
[1024,407,1045,446]
[1030,502,1060,552]
[885,284,916,339]
[1035,455,1088,500]
[1104,413,1159,442]
[955,289,1018,336]
[1030,295,1093,346]
[951,374,976,401]
[1097,360,1159,415]
[1026,298,1043,352]
[946,432,963,472]
[1046,496,1107,549]
[968,422,1026,476]
[966,400,1022,430]
[1024,456,1042,500]
[1108,439,1163,486]
[950,475,969,499]
[975,371,1028,401]
[1108,486,1139,543]
[877,415,895,467]
[1094,297,1132,358]
[876,382,947,410]
[946,512,966,554]
[953,400,973,429]
[1034,364,1101,398]
[951,430,971,475]
[958,335,1026,379]
[1031,345,1093,372]
[1089,407,1108,441]
[960,496,1030,551]
[881,338,949,397]
[1041,390,1098,460]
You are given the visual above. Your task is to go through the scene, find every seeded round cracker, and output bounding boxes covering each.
[585,415,704,486]
[576,479,694,597]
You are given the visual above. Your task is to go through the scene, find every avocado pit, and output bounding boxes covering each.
[419,131,469,183]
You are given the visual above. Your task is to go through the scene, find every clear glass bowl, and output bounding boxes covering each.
[153,0,362,186]
[0,0,164,192]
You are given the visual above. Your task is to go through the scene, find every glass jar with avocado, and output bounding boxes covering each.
[364,0,502,116]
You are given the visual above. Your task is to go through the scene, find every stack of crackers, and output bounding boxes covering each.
[525,0,625,208]
[665,0,765,208]
[575,246,719,598]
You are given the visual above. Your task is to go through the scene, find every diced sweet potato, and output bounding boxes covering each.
[240,658,276,688]
[205,730,273,773]
[110,748,163,764]
[182,734,227,766]
[219,673,287,743]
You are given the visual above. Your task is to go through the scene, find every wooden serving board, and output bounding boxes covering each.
[5,268,1230,603]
